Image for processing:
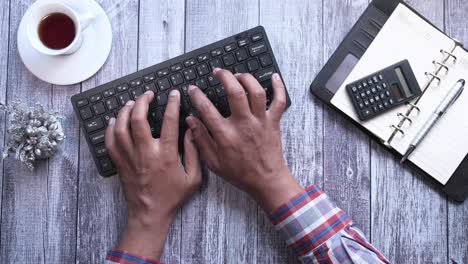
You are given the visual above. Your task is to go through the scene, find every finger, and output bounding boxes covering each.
[185,116,219,171]
[183,129,202,188]
[188,85,225,135]
[114,100,136,154]
[130,91,155,146]
[268,73,287,122]
[105,118,121,163]
[235,73,266,118]
[160,89,180,152]
[213,68,250,118]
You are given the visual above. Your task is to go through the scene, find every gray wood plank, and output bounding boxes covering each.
[445,0,468,262]
[181,1,258,263]
[257,0,324,263]
[138,0,185,262]
[0,0,9,242]
[0,0,51,263]
[76,0,138,263]
[323,0,371,236]
[371,1,448,263]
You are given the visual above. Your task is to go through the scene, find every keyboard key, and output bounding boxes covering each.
[131,87,144,99]
[103,112,116,124]
[181,98,191,114]
[149,108,163,121]
[76,98,88,108]
[99,158,113,171]
[206,88,217,103]
[233,64,247,73]
[158,78,171,91]
[215,86,226,97]
[105,97,119,110]
[130,78,143,87]
[90,130,106,145]
[143,82,158,92]
[116,83,129,92]
[118,93,131,105]
[170,73,184,86]
[251,32,263,42]
[144,73,156,82]
[92,102,106,115]
[211,48,223,57]
[224,43,237,52]
[157,68,170,77]
[238,38,249,47]
[195,78,208,90]
[222,54,236,66]
[207,74,220,86]
[103,88,116,97]
[196,63,210,76]
[180,84,189,96]
[197,53,209,62]
[254,67,274,82]
[247,59,259,72]
[249,42,267,56]
[80,107,93,120]
[90,93,102,102]
[85,117,104,133]
[95,145,107,157]
[156,93,168,106]
[234,48,248,62]
[184,58,197,67]
[171,63,183,72]
[183,68,197,81]
[209,58,222,70]
[259,54,273,67]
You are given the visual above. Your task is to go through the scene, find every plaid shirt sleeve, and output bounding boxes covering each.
[270,185,390,263]
[105,249,162,264]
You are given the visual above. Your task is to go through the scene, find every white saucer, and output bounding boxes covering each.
[18,0,112,85]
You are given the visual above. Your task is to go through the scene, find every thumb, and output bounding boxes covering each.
[183,129,202,187]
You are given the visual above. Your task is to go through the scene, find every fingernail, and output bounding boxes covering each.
[109,117,116,125]
[188,85,197,92]
[126,100,135,106]
[272,73,281,81]
[144,90,154,96]
[170,89,179,97]
[234,73,242,77]
[213,67,221,73]
[186,117,197,129]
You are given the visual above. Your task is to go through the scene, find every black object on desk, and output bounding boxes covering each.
[71,26,291,177]
[346,60,422,121]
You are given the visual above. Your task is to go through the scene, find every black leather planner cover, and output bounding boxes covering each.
[310,0,468,202]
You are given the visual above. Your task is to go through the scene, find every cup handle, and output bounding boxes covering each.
[80,11,96,30]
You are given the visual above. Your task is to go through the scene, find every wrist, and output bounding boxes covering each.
[249,168,303,213]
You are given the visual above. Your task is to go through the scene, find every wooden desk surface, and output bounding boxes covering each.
[0,0,466,263]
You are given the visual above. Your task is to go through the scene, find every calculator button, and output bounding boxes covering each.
[373,76,379,83]
[358,84,363,90]
[385,91,391,97]
[378,103,384,110]
[360,92,366,98]
[359,102,364,109]
[371,87,377,93]
[355,95,361,101]
[379,74,384,80]
[366,90,371,96]
[90,94,102,102]
[376,85,382,91]
[364,100,369,106]
[389,98,395,105]
[362,109,372,118]
[369,98,375,104]
[367,79,373,86]
[362,82,367,88]
[130,78,143,87]
[351,86,357,92]
[171,63,183,72]
[380,93,385,99]
[116,83,129,92]
[76,99,88,108]
[144,74,156,82]
[103,88,116,97]
[383,101,389,108]
[382,83,387,88]
[372,106,378,112]
[375,96,380,102]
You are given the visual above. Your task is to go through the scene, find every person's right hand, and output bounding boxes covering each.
[186,68,302,212]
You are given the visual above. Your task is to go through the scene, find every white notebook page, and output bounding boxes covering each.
[330,4,461,184]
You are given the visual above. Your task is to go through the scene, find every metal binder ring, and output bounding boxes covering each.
[440,49,457,62]
[406,102,420,113]
[425,72,441,84]
[433,60,449,73]
[390,125,405,136]
[397,113,413,124]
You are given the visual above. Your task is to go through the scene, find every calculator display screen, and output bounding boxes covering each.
[394,67,412,98]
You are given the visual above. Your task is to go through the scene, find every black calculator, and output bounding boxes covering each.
[346,60,422,121]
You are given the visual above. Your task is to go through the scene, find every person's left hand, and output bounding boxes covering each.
[105,89,201,260]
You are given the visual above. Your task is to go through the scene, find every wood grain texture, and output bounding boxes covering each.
[181,1,258,263]
[138,0,185,262]
[371,1,448,263]
[0,0,9,243]
[323,0,371,236]
[76,0,138,263]
[446,0,468,262]
[0,0,51,263]
[257,0,324,263]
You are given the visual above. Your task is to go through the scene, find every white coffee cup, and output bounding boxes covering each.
[26,2,95,56]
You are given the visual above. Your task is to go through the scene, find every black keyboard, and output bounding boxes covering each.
[71,26,291,177]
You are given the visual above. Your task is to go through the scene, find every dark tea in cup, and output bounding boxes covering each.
[38,12,76,50]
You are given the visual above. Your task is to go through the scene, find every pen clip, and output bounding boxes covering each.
[448,86,464,109]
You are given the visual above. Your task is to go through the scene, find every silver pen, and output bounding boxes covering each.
[400,79,465,163]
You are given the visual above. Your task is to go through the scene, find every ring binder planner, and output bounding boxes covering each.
[433,61,449,73]
[397,113,412,124]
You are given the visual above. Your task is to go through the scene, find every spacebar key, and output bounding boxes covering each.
[254,67,275,82]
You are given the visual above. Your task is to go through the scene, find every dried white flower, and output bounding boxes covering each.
[0,101,65,170]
